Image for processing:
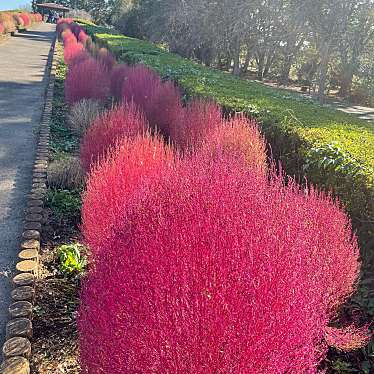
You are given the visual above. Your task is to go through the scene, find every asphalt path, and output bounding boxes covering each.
[0,22,55,347]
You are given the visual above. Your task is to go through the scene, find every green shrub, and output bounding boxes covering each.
[80,23,374,261]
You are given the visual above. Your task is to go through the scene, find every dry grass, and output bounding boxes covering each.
[47,157,85,190]
[67,99,102,136]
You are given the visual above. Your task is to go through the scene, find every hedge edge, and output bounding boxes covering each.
[0,33,57,374]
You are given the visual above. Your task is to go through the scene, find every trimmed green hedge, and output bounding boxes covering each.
[81,22,374,257]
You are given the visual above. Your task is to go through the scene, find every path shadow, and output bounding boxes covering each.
[15,29,55,43]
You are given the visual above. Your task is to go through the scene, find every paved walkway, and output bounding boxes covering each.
[261,80,374,123]
[0,23,55,347]
[330,102,374,122]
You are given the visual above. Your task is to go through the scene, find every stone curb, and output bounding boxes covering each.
[0,32,57,374]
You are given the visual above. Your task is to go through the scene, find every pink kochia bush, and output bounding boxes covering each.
[78,30,89,44]
[80,102,148,172]
[110,64,131,100]
[65,58,110,105]
[202,114,268,174]
[79,146,362,372]
[63,42,85,65]
[146,80,183,135]
[19,13,30,27]
[81,134,175,256]
[122,65,182,135]
[170,99,222,150]
[122,65,161,111]
[57,18,73,34]
[62,29,77,47]
[96,48,116,71]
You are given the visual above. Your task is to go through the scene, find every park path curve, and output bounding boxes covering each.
[0,23,55,347]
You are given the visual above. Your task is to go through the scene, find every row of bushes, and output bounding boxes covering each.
[0,11,42,35]
[78,22,374,262]
[57,19,370,372]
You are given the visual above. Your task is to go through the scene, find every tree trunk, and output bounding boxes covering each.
[256,52,265,80]
[280,56,293,85]
[233,52,241,76]
[232,40,241,76]
[263,52,275,79]
[338,67,354,97]
[318,44,330,104]
[241,47,252,76]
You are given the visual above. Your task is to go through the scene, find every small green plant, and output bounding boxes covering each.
[47,189,82,222]
[57,243,87,275]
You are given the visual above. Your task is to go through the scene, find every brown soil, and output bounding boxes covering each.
[30,210,81,373]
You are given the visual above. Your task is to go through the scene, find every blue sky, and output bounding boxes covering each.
[0,1,31,11]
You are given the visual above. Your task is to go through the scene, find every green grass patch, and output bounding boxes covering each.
[47,188,82,224]
[50,45,80,159]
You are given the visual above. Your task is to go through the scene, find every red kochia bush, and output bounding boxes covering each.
[202,114,268,174]
[96,48,116,71]
[63,42,85,65]
[80,102,148,172]
[122,65,182,135]
[81,134,175,256]
[170,99,222,150]
[78,30,89,44]
[122,65,161,113]
[65,58,110,105]
[62,29,77,46]
[79,151,361,373]
[146,80,183,135]
[19,13,30,27]
[0,23,4,34]
[110,64,131,100]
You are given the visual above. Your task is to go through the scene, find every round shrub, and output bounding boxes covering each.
[122,65,161,113]
[110,64,131,101]
[81,133,175,257]
[80,102,148,172]
[79,150,361,373]
[0,13,16,33]
[201,113,268,174]
[78,30,89,44]
[57,18,73,35]
[96,48,116,71]
[64,42,85,65]
[62,29,78,47]
[47,156,85,190]
[65,57,110,106]
[12,14,24,29]
[19,13,30,27]
[169,99,222,150]
[146,80,183,136]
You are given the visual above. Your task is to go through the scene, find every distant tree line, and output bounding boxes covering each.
[33,0,374,105]
[113,0,374,104]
